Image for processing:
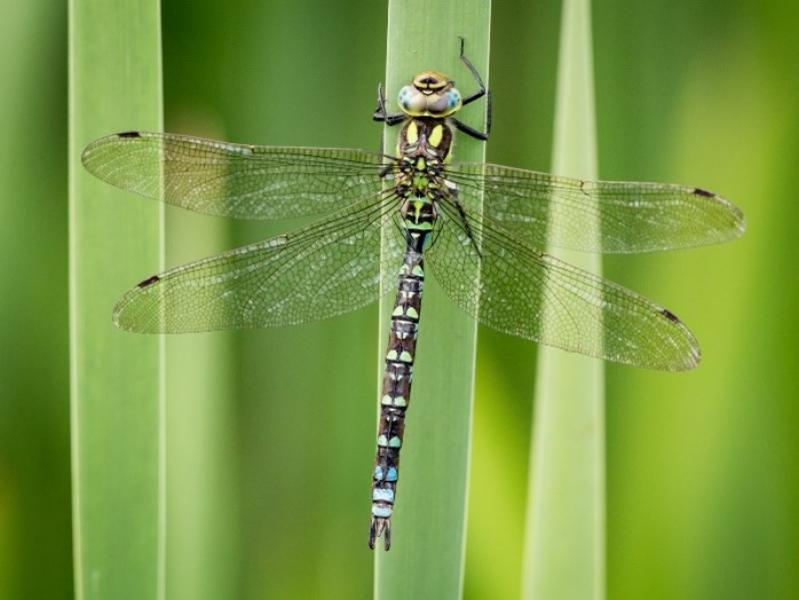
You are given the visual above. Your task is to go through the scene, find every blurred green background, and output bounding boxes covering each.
[2,0,798,598]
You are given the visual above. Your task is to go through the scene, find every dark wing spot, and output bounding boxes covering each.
[137,274,160,288]
[118,131,142,139]
[692,187,714,198]
[660,308,680,323]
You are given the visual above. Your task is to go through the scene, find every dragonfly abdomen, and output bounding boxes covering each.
[369,146,442,549]
[369,246,425,550]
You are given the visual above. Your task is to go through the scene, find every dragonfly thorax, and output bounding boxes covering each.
[394,119,452,211]
[398,71,462,118]
[397,118,454,163]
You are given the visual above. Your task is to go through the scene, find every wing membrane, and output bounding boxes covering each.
[427,199,701,371]
[114,192,404,333]
[448,163,745,253]
[82,131,383,220]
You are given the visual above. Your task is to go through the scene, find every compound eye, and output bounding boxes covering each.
[426,94,449,115]
[446,88,462,110]
[398,85,426,114]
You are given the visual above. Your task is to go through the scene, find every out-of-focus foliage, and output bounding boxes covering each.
[1,1,797,599]
[0,2,70,599]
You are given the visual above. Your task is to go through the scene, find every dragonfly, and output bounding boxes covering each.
[81,40,745,551]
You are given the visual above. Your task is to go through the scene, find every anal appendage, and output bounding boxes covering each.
[369,516,392,551]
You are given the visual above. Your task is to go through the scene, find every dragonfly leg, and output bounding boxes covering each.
[451,117,490,142]
[456,37,492,137]
[484,89,493,134]
[445,191,483,259]
[458,38,488,106]
[373,82,406,125]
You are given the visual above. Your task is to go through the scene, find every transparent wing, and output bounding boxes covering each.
[447,163,745,253]
[427,199,701,371]
[114,191,405,333]
[82,131,384,220]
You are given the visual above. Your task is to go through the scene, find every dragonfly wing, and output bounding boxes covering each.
[427,199,701,371]
[114,191,405,333]
[82,131,384,220]
[448,162,745,253]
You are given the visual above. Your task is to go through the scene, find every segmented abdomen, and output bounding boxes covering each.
[369,245,424,550]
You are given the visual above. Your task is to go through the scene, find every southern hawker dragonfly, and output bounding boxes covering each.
[81,41,745,550]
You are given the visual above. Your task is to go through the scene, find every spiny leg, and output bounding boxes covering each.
[455,37,491,139]
[374,82,405,175]
[444,190,482,259]
[373,82,405,126]
[458,36,487,106]
[452,117,490,141]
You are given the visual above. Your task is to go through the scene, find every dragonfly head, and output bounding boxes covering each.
[398,71,462,118]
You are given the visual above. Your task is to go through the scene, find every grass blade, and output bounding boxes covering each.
[69,1,164,598]
[375,1,491,597]
[522,0,605,598]
[164,217,238,600]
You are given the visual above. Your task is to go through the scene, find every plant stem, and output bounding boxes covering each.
[69,1,164,598]
[375,1,491,597]
[522,0,605,598]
